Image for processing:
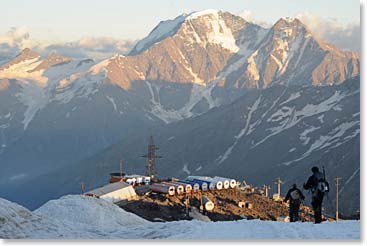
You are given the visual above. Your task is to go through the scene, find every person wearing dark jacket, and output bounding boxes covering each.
[303,166,327,224]
[284,184,305,222]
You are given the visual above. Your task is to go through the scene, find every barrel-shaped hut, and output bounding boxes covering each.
[186,178,208,191]
[202,195,215,211]
[162,182,184,195]
[150,183,175,196]
[214,176,237,188]
[212,177,230,189]
[171,181,192,193]
[179,180,200,192]
[188,176,223,190]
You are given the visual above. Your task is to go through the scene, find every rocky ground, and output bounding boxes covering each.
[120,187,318,222]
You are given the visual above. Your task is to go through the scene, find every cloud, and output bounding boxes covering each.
[295,12,360,53]
[0,27,39,63]
[238,10,254,22]
[43,37,136,60]
[238,10,272,28]
[0,28,137,62]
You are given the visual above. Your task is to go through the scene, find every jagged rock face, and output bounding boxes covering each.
[107,11,247,89]
[104,12,359,91]
[29,52,72,72]
[0,48,40,71]
[223,18,359,89]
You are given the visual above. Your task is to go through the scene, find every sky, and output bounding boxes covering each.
[0,0,360,41]
[0,0,361,60]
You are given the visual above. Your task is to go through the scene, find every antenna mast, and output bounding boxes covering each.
[142,135,162,179]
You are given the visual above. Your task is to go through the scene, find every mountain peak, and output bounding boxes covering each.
[273,17,307,30]
[29,52,72,73]
[0,48,40,71]
[186,9,221,20]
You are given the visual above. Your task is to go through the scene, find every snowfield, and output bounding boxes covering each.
[0,195,360,239]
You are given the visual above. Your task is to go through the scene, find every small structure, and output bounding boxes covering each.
[202,195,215,211]
[272,193,282,201]
[84,182,137,203]
[187,176,223,190]
[109,172,126,183]
[172,181,192,193]
[125,175,151,186]
[180,180,200,192]
[162,182,184,195]
[238,201,246,208]
[150,183,175,196]
[238,201,253,209]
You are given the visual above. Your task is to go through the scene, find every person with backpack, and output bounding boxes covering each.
[303,166,330,224]
[284,184,305,222]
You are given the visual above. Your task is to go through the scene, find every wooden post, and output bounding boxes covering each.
[335,176,341,221]
[264,185,270,197]
[275,177,283,196]
[81,179,85,194]
[120,159,123,178]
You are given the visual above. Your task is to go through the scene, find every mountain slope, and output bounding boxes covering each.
[8,77,359,214]
[0,10,360,212]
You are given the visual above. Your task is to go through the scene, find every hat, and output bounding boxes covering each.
[311,166,319,173]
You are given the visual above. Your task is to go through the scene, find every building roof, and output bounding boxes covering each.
[85,182,131,197]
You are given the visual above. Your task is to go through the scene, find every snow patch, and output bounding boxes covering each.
[280,92,301,105]
[182,164,191,175]
[283,120,359,165]
[145,81,183,123]
[188,10,239,53]
[299,126,321,145]
[133,15,186,53]
[106,96,118,112]
[217,95,261,164]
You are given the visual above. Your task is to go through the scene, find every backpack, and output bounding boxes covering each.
[317,179,329,193]
[313,172,329,193]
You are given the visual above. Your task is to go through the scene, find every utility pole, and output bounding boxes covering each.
[81,179,85,194]
[275,177,283,196]
[335,176,341,221]
[263,185,271,197]
[142,135,162,179]
[120,159,123,178]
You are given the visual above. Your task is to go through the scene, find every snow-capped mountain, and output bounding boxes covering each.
[0,10,360,212]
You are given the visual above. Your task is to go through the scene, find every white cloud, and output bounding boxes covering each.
[295,12,360,53]
[0,28,136,62]
[0,27,41,63]
[238,10,272,28]
[44,37,136,60]
[238,10,254,22]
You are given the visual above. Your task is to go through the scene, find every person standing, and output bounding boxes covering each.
[284,184,305,222]
[303,166,329,224]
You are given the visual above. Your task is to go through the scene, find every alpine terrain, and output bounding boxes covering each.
[0,10,359,215]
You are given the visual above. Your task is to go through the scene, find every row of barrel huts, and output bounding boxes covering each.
[150,176,237,196]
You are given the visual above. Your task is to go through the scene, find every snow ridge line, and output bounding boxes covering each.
[216,95,262,165]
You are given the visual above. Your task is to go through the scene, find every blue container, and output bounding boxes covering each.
[179,180,200,191]
[188,179,208,191]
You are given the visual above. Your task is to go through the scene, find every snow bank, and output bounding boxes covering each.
[0,195,360,239]
[166,219,360,240]
[0,197,71,239]
[34,195,148,233]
